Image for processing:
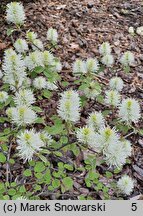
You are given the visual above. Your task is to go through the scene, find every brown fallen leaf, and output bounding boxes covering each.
[0,42,7,50]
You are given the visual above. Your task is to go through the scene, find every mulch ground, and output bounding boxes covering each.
[0,0,143,199]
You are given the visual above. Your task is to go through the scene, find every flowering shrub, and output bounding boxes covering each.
[0,2,141,200]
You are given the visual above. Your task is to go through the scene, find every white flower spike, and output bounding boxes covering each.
[0,91,8,103]
[99,42,111,55]
[119,98,141,123]
[105,90,121,107]
[6,2,26,26]
[17,129,45,161]
[120,51,134,66]
[58,90,81,123]
[14,39,28,54]
[117,175,134,195]
[109,77,124,92]
[73,59,87,75]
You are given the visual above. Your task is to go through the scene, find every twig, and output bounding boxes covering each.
[124,131,135,139]
[6,138,13,182]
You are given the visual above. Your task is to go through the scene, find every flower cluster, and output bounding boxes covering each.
[87,111,105,131]
[120,51,134,66]
[6,2,26,26]
[17,129,45,161]
[47,28,58,44]
[99,42,114,67]
[2,49,26,91]
[119,98,140,123]
[109,77,124,92]
[105,90,121,107]
[57,90,81,123]
[117,175,134,195]
[13,89,35,106]
[14,39,28,54]
[6,105,37,126]
[0,91,9,103]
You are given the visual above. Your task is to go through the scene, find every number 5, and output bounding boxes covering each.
[131,203,137,211]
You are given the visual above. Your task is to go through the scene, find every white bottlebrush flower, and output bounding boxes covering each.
[101,54,114,67]
[52,60,62,72]
[128,27,135,35]
[109,77,124,92]
[105,90,121,107]
[87,111,105,132]
[33,77,47,89]
[119,98,141,123]
[46,82,58,90]
[26,31,37,42]
[95,127,119,153]
[13,89,35,106]
[0,70,3,79]
[117,175,134,195]
[122,140,132,157]
[24,51,43,70]
[105,141,129,168]
[83,81,101,99]
[17,129,45,161]
[14,39,28,53]
[42,51,54,66]
[2,49,26,91]
[73,59,87,75]
[76,126,96,147]
[23,77,31,88]
[0,91,8,103]
[6,2,26,26]
[136,26,143,36]
[32,39,44,51]
[40,131,53,146]
[57,90,81,123]
[47,28,58,44]
[120,51,134,66]
[86,58,99,73]
[99,42,111,55]
[7,106,37,126]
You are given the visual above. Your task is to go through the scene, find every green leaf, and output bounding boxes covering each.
[64,164,74,171]
[48,185,54,191]
[44,70,60,82]
[19,185,26,193]
[54,151,63,157]
[124,65,130,73]
[62,177,73,191]
[45,124,64,135]
[32,106,43,113]
[44,170,51,184]
[138,129,143,136]
[88,171,99,180]
[105,171,113,178]
[34,162,45,173]
[38,154,48,163]
[34,184,41,191]
[0,153,6,163]
[33,66,44,74]
[9,159,15,164]
[35,117,45,124]
[42,90,52,99]
[23,169,32,177]
[96,95,104,104]
[8,189,16,196]
[52,179,60,189]
[0,117,9,123]
[62,81,69,87]
[7,28,14,36]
